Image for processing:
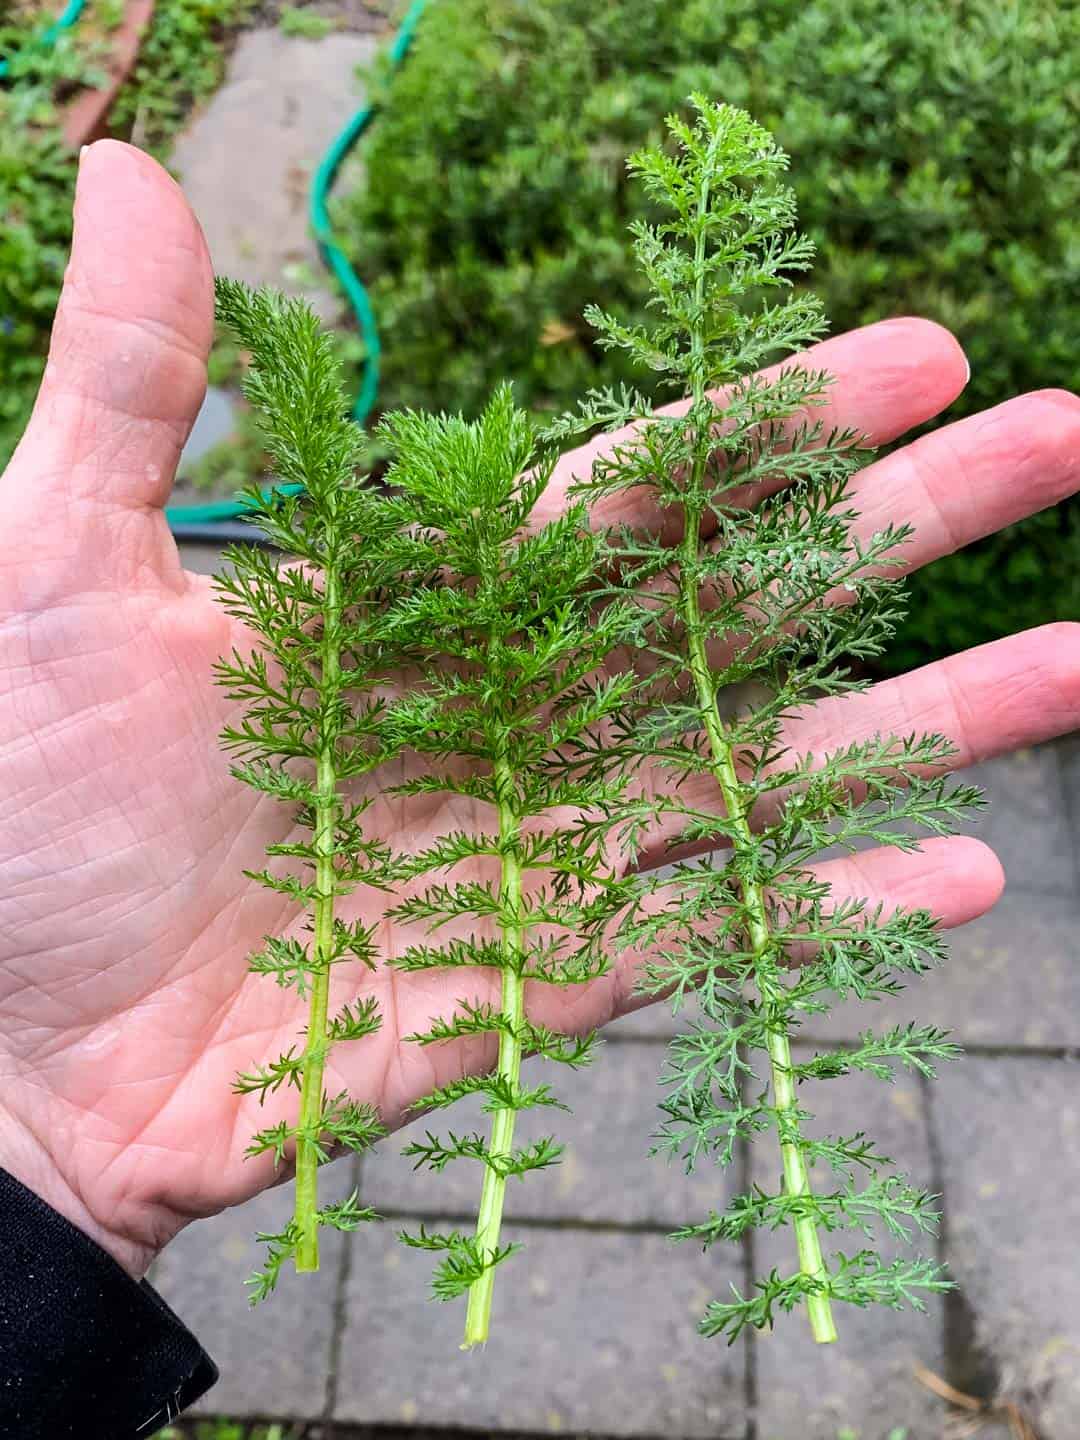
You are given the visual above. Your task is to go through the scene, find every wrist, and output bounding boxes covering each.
[0,1097,158,1280]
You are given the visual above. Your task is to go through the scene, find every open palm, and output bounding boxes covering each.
[1,142,1078,1279]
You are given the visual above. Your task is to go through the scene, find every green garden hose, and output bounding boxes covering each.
[5,0,423,535]
[310,0,429,428]
[164,0,430,537]
[0,0,86,78]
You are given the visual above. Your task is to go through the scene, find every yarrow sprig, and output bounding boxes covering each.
[556,98,981,1345]
[376,385,638,1347]
[212,279,406,1301]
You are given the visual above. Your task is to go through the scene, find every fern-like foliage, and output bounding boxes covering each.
[377,384,638,1348]
[213,279,407,1301]
[556,100,982,1344]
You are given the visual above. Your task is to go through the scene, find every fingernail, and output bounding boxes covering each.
[962,353,971,386]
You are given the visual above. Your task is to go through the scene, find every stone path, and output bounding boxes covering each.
[170,26,380,323]
[158,539,1080,1440]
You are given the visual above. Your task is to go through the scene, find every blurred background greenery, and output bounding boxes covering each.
[0,0,251,470]
[3,0,1078,669]
[337,0,1080,671]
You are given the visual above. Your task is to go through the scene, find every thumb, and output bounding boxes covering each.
[5,141,213,520]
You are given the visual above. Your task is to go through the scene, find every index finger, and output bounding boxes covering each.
[535,316,970,538]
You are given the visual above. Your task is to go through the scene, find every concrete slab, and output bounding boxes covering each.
[605,994,690,1041]
[170,29,379,320]
[750,1060,945,1440]
[178,385,240,475]
[593,747,1075,1047]
[152,1163,355,1418]
[367,1040,734,1229]
[177,538,230,576]
[964,745,1075,897]
[806,887,1080,1049]
[333,1221,748,1436]
[932,1055,1080,1438]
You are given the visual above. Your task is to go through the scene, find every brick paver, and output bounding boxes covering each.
[170,29,380,322]
[751,1062,944,1439]
[333,1224,746,1437]
[932,1056,1080,1437]
[365,1039,732,1229]
[155,1161,356,1418]
[965,745,1076,898]
[816,886,1080,1049]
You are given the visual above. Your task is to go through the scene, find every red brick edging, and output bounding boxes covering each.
[61,0,156,148]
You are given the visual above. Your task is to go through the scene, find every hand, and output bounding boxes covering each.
[2,142,1078,1280]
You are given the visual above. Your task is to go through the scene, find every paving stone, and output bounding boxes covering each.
[152,1164,354,1417]
[334,1222,748,1436]
[177,538,230,576]
[932,1056,1080,1439]
[1051,732,1080,887]
[367,1040,734,1229]
[179,385,240,475]
[805,887,1080,1049]
[751,1056,945,1440]
[963,745,1074,897]
[171,29,379,320]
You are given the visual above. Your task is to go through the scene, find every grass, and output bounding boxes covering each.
[109,0,255,156]
[0,0,254,472]
[159,1424,302,1440]
[158,1421,913,1440]
[836,1429,908,1440]
[278,6,336,39]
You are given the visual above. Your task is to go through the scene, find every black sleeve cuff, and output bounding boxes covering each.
[0,1165,218,1438]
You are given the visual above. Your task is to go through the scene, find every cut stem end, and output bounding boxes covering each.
[462,1241,496,1348]
[808,1294,838,1345]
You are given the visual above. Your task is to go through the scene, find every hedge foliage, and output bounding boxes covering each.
[0,25,85,470]
[338,0,1080,668]
[0,0,251,472]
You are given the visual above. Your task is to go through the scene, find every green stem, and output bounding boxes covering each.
[293,562,342,1274]
[679,532,836,1344]
[678,135,835,1342]
[462,748,524,1349]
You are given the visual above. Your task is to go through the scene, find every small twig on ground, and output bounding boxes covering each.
[915,1364,1040,1440]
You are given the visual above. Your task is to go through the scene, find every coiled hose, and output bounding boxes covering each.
[3,0,430,536]
[0,0,87,78]
[164,0,430,539]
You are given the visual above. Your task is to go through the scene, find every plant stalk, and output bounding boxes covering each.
[679,515,837,1345]
[462,748,524,1348]
[293,561,342,1274]
[677,136,835,1341]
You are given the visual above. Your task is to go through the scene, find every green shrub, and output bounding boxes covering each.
[0,32,85,471]
[337,0,1080,667]
[0,0,251,471]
